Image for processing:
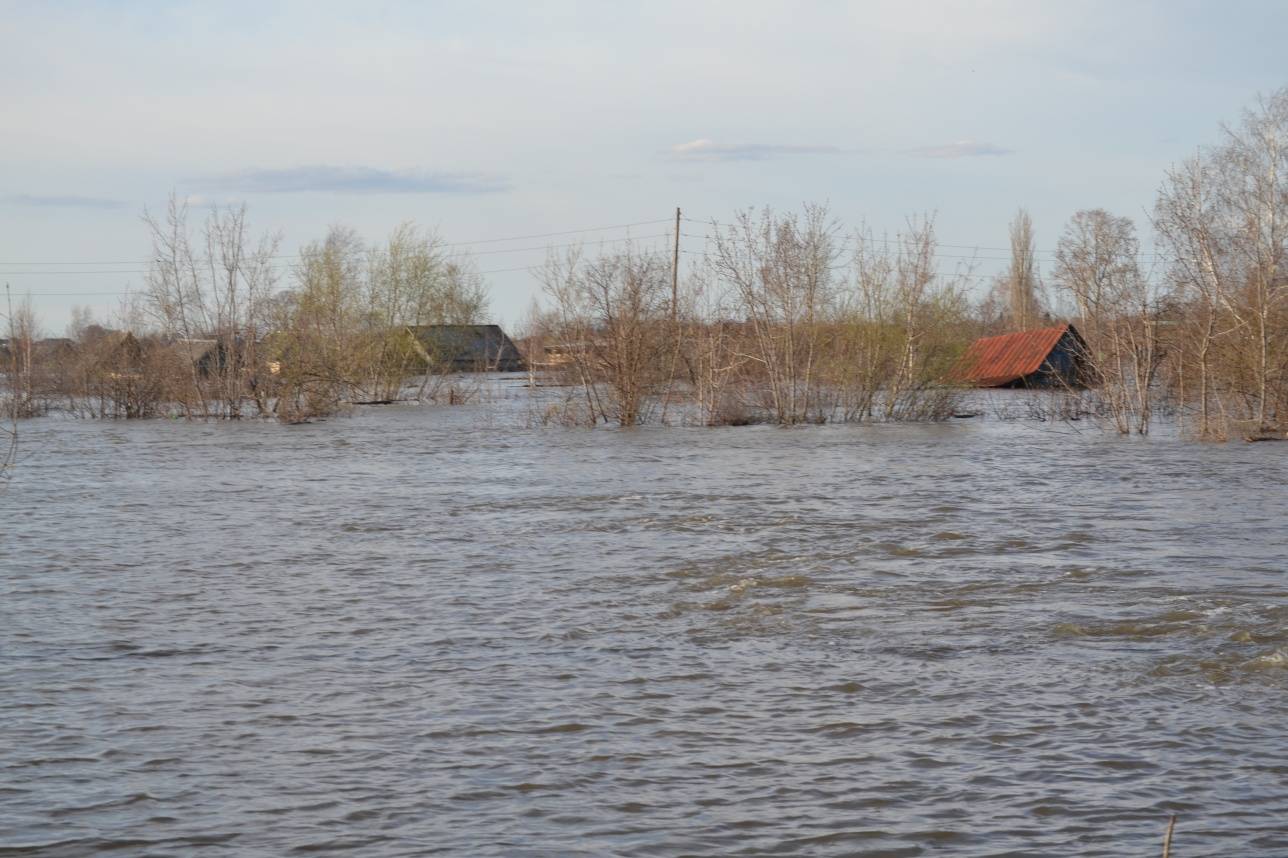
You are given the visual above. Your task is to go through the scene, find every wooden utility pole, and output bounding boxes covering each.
[671,207,681,322]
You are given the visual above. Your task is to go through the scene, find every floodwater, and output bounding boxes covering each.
[3,391,1287,856]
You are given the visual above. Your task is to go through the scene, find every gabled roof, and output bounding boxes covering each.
[406,324,526,371]
[955,323,1075,387]
[176,339,221,365]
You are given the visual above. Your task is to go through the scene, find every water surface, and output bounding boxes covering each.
[3,400,1287,856]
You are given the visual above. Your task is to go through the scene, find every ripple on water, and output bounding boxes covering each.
[2,409,1287,855]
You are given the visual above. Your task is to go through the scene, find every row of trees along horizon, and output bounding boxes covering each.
[3,88,1287,441]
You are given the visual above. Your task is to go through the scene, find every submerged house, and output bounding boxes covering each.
[175,338,232,378]
[407,324,526,372]
[94,331,146,374]
[955,323,1092,388]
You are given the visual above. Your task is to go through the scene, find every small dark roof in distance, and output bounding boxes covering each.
[408,324,526,372]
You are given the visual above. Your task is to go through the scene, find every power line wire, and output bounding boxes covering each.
[3,211,1177,298]
[0,213,1171,267]
[11,263,545,297]
[0,242,1088,278]
[0,218,675,267]
[681,215,1168,259]
[3,245,1037,296]
[0,233,688,276]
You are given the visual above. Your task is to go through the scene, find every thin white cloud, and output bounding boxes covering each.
[206,165,511,195]
[3,193,127,209]
[180,193,249,209]
[908,140,1014,159]
[670,139,843,162]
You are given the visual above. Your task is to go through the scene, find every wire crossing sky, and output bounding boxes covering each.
[3,0,1286,331]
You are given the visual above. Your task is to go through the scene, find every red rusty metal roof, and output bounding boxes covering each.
[955,324,1071,387]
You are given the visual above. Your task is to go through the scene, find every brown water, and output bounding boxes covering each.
[3,395,1287,856]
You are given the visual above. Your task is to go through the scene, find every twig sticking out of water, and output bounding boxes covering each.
[1162,814,1176,858]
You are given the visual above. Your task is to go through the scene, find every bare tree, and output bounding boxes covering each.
[1155,88,1288,437]
[705,205,841,424]
[842,217,970,421]
[1,286,23,481]
[360,223,490,402]
[541,245,672,426]
[1053,209,1165,433]
[257,220,494,419]
[3,290,39,420]
[999,208,1043,330]
[269,225,366,420]
[1215,91,1288,429]
[144,193,281,418]
[206,204,281,416]
[678,266,751,426]
[1155,154,1228,437]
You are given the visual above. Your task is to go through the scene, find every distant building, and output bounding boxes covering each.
[31,338,76,367]
[175,339,231,378]
[95,331,146,373]
[407,324,526,372]
[955,323,1092,388]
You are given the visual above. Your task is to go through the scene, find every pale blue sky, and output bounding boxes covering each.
[3,0,1286,332]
